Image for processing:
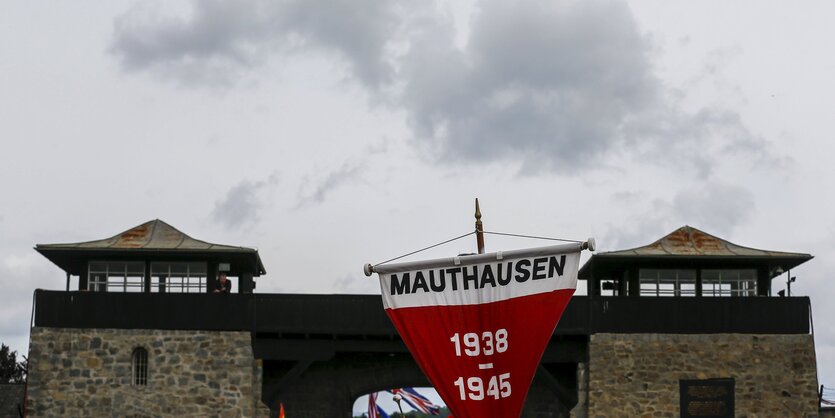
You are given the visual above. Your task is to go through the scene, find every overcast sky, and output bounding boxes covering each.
[2,0,835,409]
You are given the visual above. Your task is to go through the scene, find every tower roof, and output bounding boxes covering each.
[598,225,811,258]
[37,219,249,251]
[579,225,812,280]
[36,219,266,276]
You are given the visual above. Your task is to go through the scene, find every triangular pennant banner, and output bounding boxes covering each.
[374,243,581,418]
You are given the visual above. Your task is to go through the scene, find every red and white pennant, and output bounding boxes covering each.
[372,243,583,418]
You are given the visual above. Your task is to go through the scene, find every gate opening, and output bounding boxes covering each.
[352,387,448,417]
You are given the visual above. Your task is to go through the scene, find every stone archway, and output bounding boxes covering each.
[264,353,430,417]
[262,352,579,418]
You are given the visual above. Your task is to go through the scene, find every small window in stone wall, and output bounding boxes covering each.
[132,347,148,386]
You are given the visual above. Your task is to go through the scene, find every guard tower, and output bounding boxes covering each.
[574,225,818,416]
[580,225,812,298]
[35,219,265,293]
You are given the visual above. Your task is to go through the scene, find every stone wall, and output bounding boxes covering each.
[587,333,819,417]
[26,327,270,418]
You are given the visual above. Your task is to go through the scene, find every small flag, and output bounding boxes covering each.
[388,388,441,415]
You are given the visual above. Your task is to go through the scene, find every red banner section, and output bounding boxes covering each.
[375,243,581,418]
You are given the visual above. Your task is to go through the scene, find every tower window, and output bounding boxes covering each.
[132,347,148,386]
[88,261,145,292]
[702,269,757,297]
[639,269,697,296]
[150,262,207,293]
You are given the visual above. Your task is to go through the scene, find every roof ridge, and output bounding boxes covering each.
[682,225,806,256]
[156,219,189,248]
[592,224,812,258]
[35,219,259,252]
[142,219,161,249]
[114,219,155,242]
[605,225,691,255]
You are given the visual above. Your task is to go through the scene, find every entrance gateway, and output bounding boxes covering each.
[26,219,819,416]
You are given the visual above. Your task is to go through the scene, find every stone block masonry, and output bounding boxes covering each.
[26,327,270,418]
[587,333,819,417]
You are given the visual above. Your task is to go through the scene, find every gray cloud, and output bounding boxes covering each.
[110,0,774,176]
[398,0,773,176]
[110,0,397,89]
[623,106,778,177]
[296,162,362,207]
[604,198,673,250]
[211,174,279,229]
[401,0,656,173]
[605,182,755,250]
[671,182,755,234]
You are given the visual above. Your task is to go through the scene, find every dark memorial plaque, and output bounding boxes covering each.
[680,378,735,418]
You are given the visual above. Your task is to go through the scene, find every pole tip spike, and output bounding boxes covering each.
[475,198,482,221]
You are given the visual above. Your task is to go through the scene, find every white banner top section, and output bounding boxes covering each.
[377,243,582,309]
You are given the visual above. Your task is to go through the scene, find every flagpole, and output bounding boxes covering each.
[393,393,405,416]
[475,198,485,254]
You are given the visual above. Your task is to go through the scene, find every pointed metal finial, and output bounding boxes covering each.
[475,198,485,254]
[475,198,482,221]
